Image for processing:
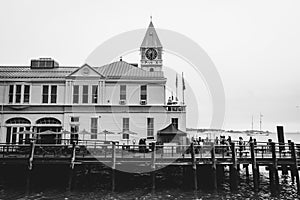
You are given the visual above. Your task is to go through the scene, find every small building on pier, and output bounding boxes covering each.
[0,21,187,145]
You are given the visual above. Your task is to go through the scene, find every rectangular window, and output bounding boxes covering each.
[90,118,98,139]
[23,85,30,103]
[71,125,79,133]
[70,125,79,143]
[123,133,129,140]
[92,85,98,103]
[73,85,79,104]
[120,85,126,100]
[15,85,22,103]
[147,118,154,137]
[9,85,14,103]
[11,127,17,144]
[50,85,57,103]
[70,117,79,123]
[171,118,179,129]
[82,85,89,104]
[6,127,11,144]
[18,127,24,144]
[123,118,129,131]
[25,127,30,144]
[141,85,147,100]
[42,85,49,103]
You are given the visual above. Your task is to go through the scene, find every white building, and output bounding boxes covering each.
[0,21,186,145]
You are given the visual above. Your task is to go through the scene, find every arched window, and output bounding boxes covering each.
[36,117,61,125]
[150,68,154,72]
[6,117,31,124]
[5,117,31,145]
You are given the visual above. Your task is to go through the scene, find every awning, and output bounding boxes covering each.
[99,130,115,135]
[118,130,138,135]
[36,130,59,135]
[14,130,35,135]
[157,124,187,136]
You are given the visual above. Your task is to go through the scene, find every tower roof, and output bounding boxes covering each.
[141,21,162,48]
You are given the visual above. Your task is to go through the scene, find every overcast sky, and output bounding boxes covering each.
[1,0,300,132]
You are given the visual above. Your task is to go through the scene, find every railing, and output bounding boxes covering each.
[0,142,299,161]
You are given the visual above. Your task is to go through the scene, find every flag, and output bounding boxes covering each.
[175,74,178,88]
[182,72,186,90]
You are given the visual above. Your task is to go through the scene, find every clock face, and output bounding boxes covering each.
[145,48,157,60]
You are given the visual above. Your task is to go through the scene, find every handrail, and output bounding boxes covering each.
[0,142,299,160]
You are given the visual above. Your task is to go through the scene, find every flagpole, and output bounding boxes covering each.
[182,72,185,105]
[175,74,178,101]
[251,115,253,132]
[259,113,262,132]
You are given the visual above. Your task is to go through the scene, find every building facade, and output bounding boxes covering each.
[0,21,186,145]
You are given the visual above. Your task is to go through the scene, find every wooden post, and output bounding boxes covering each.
[111,142,116,192]
[151,142,156,190]
[190,142,197,190]
[257,165,260,186]
[67,168,74,192]
[25,170,32,195]
[269,164,274,192]
[245,164,250,179]
[28,141,35,170]
[291,168,295,184]
[230,142,238,191]
[250,142,259,192]
[211,144,217,190]
[70,142,76,169]
[291,142,300,194]
[271,142,280,195]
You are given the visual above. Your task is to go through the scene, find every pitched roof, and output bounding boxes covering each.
[0,61,165,81]
[141,21,162,48]
[95,61,165,80]
[157,124,187,136]
[67,63,105,78]
[0,66,77,79]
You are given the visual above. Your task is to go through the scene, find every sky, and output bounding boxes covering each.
[0,0,300,132]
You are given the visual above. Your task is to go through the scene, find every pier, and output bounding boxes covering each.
[1,140,300,195]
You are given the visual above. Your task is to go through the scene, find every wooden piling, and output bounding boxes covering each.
[271,142,280,195]
[245,164,249,179]
[190,142,198,190]
[151,142,156,190]
[70,142,76,169]
[211,144,217,190]
[291,142,300,194]
[25,170,32,195]
[28,141,35,170]
[67,168,74,192]
[250,142,259,192]
[256,165,260,186]
[111,142,116,192]
[230,142,238,191]
[269,164,274,192]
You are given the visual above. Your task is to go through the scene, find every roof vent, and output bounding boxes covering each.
[30,58,59,69]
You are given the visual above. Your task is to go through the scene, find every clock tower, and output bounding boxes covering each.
[140,20,163,72]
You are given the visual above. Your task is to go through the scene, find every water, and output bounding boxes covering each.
[0,165,300,200]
